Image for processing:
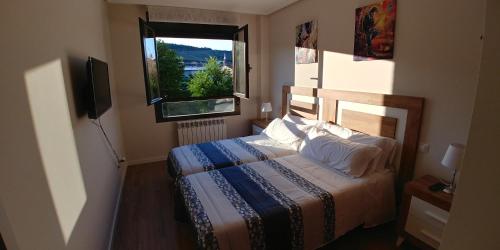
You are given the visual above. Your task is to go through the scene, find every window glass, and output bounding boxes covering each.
[162,98,235,118]
[139,19,162,105]
[156,37,233,99]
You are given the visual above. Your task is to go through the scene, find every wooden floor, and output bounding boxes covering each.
[112,162,420,250]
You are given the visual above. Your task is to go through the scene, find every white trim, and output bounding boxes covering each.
[336,101,408,172]
[107,166,127,250]
[126,156,167,166]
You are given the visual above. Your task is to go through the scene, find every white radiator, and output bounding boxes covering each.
[177,118,227,146]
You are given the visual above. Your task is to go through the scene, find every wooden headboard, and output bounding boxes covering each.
[282,85,425,194]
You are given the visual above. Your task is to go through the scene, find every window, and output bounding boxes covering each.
[139,20,250,122]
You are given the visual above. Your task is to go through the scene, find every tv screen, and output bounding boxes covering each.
[87,57,112,119]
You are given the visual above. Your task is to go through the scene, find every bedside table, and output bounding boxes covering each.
[251,119,271,135]
[398,175,453,250]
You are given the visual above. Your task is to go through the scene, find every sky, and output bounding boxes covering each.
[157,37,232,51]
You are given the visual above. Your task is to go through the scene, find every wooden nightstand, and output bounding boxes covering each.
[251,119,272,135]
[398,175,453,250]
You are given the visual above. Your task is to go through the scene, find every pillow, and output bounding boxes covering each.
[283,114,320,126]
[280,114,317,139]
[319,122,354,139]
[348,132,397,172]
[299,128,382,177]
[262,118,307,150]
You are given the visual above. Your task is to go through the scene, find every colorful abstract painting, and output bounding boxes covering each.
[295,20,318,64]
[354,0,397,61]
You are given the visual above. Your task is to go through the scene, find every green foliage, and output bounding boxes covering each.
[187,57,233,97]
[156,41,188,97]
[156,42,233,100]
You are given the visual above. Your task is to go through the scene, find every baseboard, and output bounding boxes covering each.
[107,166,128,250]
[126,155,167,166]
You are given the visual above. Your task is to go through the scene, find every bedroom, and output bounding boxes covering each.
[0,0,499,250]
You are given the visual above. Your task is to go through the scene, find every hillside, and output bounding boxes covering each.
[163,43,233,66]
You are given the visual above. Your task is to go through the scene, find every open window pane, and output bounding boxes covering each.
[162,98,235,118]
[139,18,162,105]
[233,25,249,99]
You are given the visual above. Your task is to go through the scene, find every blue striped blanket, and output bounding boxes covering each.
[178,156,340,250]
[167,135,297,179]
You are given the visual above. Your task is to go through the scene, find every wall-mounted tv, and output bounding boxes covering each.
[139,18,162,105]
[87,57,112,119]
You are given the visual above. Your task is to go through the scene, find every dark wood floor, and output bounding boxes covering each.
[112,162,419,250]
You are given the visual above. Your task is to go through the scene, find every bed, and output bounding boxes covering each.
[167,134,298,179]
[167,88,321,180]
[173,86,425,249]
[178,155,396,250]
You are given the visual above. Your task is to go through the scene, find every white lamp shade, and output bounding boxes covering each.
[261,102,272,113]
[441,143,465,170]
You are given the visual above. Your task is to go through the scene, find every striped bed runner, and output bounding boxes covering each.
[179,159,336,250]
[168,138,269,179]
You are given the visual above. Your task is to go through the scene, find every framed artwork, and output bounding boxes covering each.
[295,20,318,64]
[354,0,397,61]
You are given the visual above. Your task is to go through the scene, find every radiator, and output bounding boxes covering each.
[177,118,227,146]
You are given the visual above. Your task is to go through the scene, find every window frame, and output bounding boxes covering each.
[154,97,241,122]
[233,25,250,99]
[146,21,247,122]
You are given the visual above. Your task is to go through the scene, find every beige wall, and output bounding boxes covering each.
[108,4,266,164]
[0,0,125,249]
[268,0,486,179]
[440,0,500,249]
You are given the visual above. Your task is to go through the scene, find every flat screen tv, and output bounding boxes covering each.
[87,57,112,119]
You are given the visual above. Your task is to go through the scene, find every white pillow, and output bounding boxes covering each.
[349,132,397,172]
[276,117,315,139]
[319,122,354,139]
[283,114,320,126]
[299,128,382,177]
[262,118,306,150]
[318,122,397,171]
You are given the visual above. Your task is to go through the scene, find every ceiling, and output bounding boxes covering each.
[107,0,300,15]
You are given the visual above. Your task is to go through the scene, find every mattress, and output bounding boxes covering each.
[177,154,396,250]
[167,134,298,179]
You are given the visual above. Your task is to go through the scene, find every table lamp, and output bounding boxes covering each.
[261,102,272,121]
[441,143,465,194]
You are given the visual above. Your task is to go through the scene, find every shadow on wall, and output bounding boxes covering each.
[0,233,6,250]
[68,56,91,118]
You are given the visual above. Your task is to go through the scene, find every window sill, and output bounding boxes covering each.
[154,109,240,123]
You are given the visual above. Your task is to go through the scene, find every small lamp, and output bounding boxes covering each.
[261,102,272,121]
[441,143,465,194]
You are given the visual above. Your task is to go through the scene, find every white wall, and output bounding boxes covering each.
[0,0,125,249]
[108,4,266,164]
[440,0,500,249]
[267,0,486,180]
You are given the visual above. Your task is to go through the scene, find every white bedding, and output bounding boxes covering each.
[277,155,396,232]
[179,154,396,250]
[168,134,298,178]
